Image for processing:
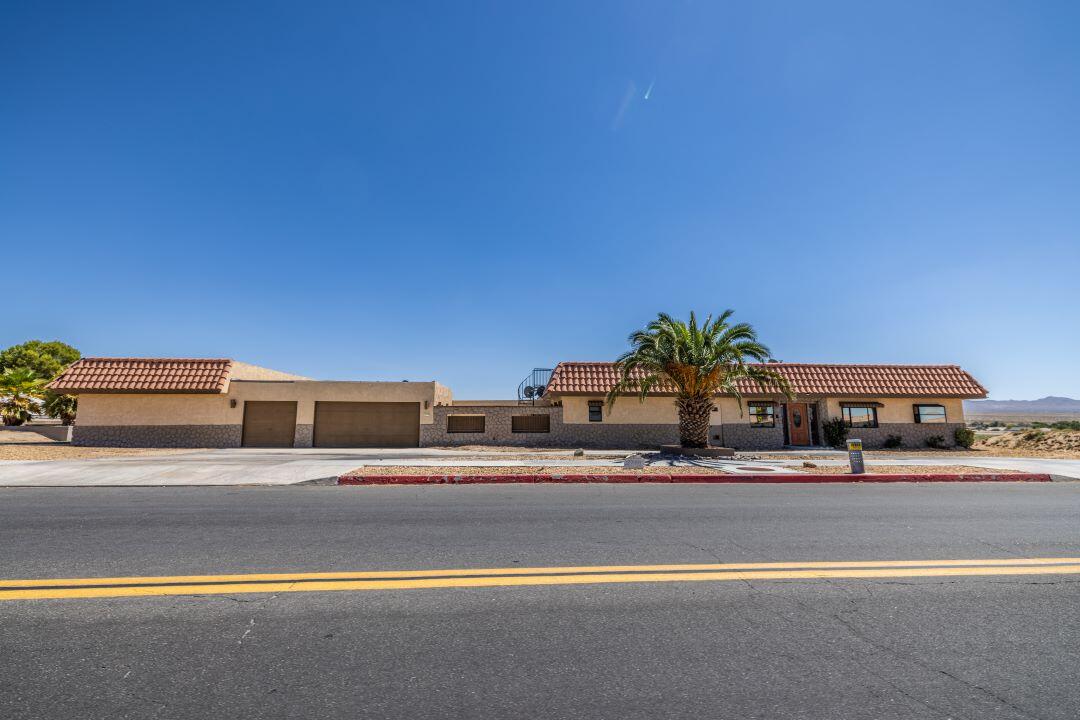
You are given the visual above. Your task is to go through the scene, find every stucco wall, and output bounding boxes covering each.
[76,380,441,428]
[229,362,311,381]
[76,394,234,426]
[820,397,966,424]
[560,395,769,425]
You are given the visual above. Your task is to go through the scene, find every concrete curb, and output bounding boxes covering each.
[336,472,1052,485]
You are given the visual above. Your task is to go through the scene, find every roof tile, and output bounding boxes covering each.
[545,362,988,398]
[48,358,233,394]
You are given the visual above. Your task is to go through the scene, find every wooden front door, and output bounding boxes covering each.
[786,403,810,446]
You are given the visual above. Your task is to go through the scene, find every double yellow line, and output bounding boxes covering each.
[3,557,1080,601]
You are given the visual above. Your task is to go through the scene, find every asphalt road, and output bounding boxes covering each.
[3,483,1080,719]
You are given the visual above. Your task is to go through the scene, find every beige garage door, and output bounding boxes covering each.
[241,401,297,448]
[313,401,420,448]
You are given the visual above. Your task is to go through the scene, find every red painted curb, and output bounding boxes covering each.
[336,472,1052,485]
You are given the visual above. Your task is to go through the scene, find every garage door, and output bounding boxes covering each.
[313,401,420,448]
[241,401,297,448]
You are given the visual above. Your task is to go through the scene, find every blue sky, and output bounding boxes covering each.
[3,1,1078,399]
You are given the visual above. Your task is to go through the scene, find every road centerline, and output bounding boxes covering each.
[4,557,1080,601]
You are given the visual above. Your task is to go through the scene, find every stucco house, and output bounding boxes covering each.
[50,357,987,450]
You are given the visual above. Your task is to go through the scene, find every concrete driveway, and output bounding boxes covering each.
[0,448,536,487]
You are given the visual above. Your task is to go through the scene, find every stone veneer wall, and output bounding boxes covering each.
[72,425,243,448]
[293,424,313,448]
[710,423,787,450]
[424,406,792,450]
[841,423,966,449]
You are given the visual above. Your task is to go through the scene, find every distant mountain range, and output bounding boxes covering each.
[965,396,1080,414]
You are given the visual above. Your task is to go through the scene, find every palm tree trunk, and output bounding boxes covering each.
[676,395,713,448]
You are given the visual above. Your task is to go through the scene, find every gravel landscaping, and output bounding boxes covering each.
[797,464,1025,475]
[0,430,200,461]
[344,464,736,476]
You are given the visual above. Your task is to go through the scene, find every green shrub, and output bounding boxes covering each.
[822,418,847,448]
[954,427,976,449]
[882,434,903,449]
[925,435,948,449]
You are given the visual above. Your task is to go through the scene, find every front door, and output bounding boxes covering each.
[786,402,810,446]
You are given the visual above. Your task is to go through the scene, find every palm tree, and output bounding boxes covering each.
[0,367,47,426]
[606,311,793,448]
[43,390,78,426]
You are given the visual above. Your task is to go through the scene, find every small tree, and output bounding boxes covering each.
[0,340,80,381]
[0,368,46,426]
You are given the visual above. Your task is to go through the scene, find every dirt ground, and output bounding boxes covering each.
[973,429,1080,459]
[0,430,199,461]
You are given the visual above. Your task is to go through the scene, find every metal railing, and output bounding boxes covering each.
[516,368,553,405]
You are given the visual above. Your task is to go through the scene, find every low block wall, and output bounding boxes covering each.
[2,425,73,442]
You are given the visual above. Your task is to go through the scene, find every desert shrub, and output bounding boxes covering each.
[882,434,903,449]
[954,427,976,449]
[1022,429,1043,442]
[925,435,948,449]
[1051,420,1080,431]
[822,418,848,448]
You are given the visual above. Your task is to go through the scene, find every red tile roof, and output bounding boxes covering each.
[48,358,233,394]
[545,362,988,399]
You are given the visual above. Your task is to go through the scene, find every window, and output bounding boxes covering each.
[913,404,947,424]
[588,401,603,422]
[512,414,550,433]
[842,405,878,428]
[447,415,485,433]
[748,402,775,428]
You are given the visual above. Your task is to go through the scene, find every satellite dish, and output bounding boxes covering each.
[523,386,537,399]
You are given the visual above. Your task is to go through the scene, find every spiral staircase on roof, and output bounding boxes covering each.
[516,368,553,405]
